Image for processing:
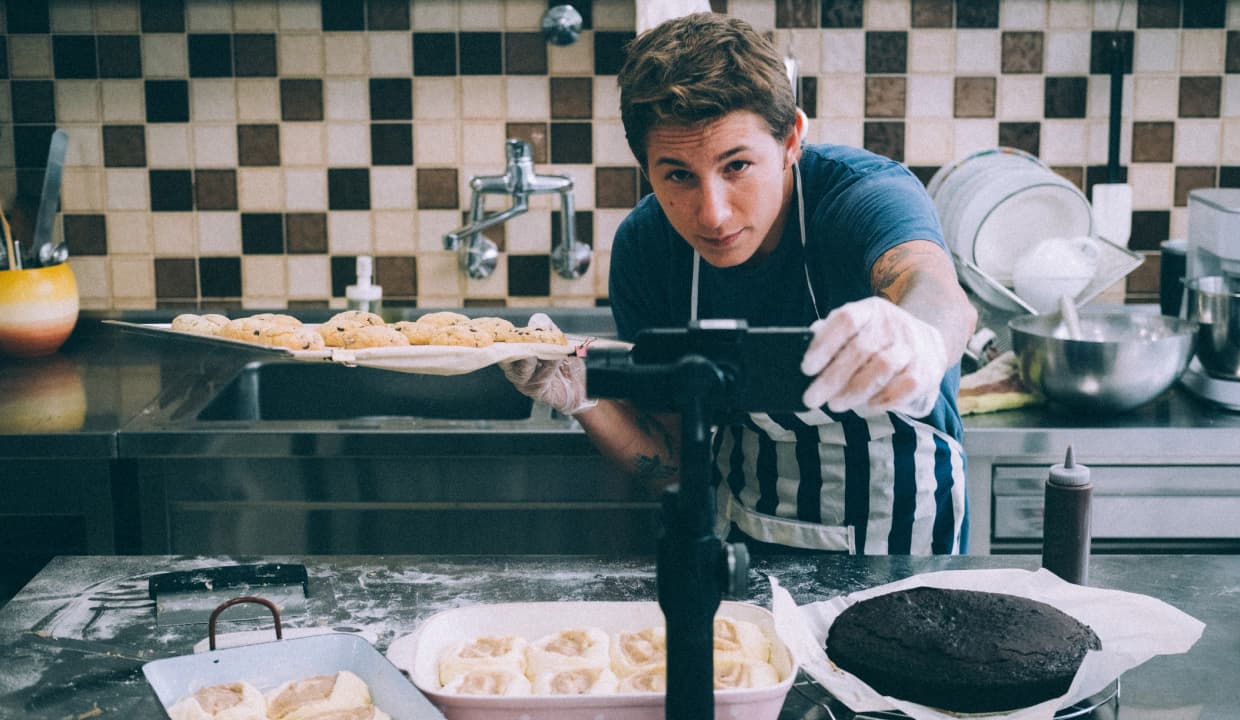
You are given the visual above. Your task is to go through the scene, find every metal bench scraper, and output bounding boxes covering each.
[148,563,309,626]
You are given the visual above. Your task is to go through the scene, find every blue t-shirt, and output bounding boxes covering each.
[608,144,964,440]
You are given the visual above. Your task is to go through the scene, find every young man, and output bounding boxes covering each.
[504,13,977,554]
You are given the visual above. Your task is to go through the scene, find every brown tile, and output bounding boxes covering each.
[1130,210,1170,251]
[1179,76,1221,118]
[506,32,547,75]
[102,125,147,167]
[953,77,995,118]
[998,122,1040,156]
[286,213,327,254]
[280,79,323,122]
[508,254,550,297]
[821,0,863,28]
[1131,122,1174,163]
[237,124,280,166]
[1051,166,1085,191]
[551,123,592,163]
[865,32,907,74]
[234,34,277,77]
[1174,166,1217,207]
[1228,32,1240,73]
[865,77,906,118]
[63,214,107,255]
[912,0,952,28]
[775,0,816,28]
[1126,252,1160,294]
[1137,0,1179,28]
[287,299,330,309]
[155,258,198,299]
[463,298,507,308]
[551,77,592,119]
[596,167,638,208]
[466,210,506,251]
[416,168,459,209]
[863,122,904,163]
[1044,76,1087,118]
[957,0,999,28]
[376,256,416,297]
[368,0,410,30]
[195,169,237,210]
[505,123,549,164]
[1001,32,1044,74]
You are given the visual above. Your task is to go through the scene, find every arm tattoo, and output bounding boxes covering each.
[871,242,939,302]
[634,409,678,459]
[632,410,678,484]
[634,454,678,484]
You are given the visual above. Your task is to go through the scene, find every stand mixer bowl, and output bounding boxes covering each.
[1183,275,1240,379]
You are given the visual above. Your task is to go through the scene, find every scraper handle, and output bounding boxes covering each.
[148,563,310,599]
[208,596,284,651]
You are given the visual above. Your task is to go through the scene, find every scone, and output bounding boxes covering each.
[531,667,619,696]
[713,658,780,690]
[218,317,275,343]
[429,325,494,348]
[441,668,532,696]
[496,326,568,345]
[265,671,371,720]
[526,627,610,677]
[332,325,409,349]
[248,312,302,327]
[170,313,229,336]
[466,316,516,335]
[611,626,666,677]
[713,616,770,664]
[617,664,666,693]
[390,321,436,346]
[167,681,265,720]
[438,635,529,686]
[317,311,386,346]
[415,311,469,327]
[260,325,327,351]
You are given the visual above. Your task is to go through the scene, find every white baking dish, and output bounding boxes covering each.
[143,633,445,719]
[385,601,795,720]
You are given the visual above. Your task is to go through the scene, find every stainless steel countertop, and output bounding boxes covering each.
[0,554,1233,718]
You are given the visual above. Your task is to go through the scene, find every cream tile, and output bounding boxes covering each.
[287,255,330,298]
[146,125,192,168]
[95,0,141,32]
[9,36,52,78]
[955,30,999,74]
[462,122,508,165]
[1040,120,1089,165]
[0,128,11,168]
[593,210,626,252]
[592,120,633,164]
[952,119,998,158]
[1048,1,1090,29]
[820,74,864,118]
[549,34,594,75]
[461,77,504,119]
[237,168,283,210]
[1093,0,1136,30]
[506,77,549,120]
[820,30,864,74]
[998,75,1043,119]
[866,0,910,30]
[234,0,279,30]
[1086,119,1129,166]
[550,261,596,298]
[787,29,823,80]
[504,0,545,29]
[328,212,373,254]
[1224,76,1240,118]
[191,79,237,122]
[62,169,105,212]
[417,210,462,253]
[811,119,864,148]
[279,0,320,30]
[904,120,953,166]
[592,0,633,30]
[240,298,286,310]
[324,34,368,76]
[0,82,9,122]
[325,124,370,166]
[243,256,287,298]
[284,168,327,210]
[726,0,775,31]
[1087,74,1131,119]
[65,125,102,167]
[279,33,323,77]
[57,81,100,122]
[193,125,239,167]
[414,122,460,165]
[373,210,417,254]
[51,1,95,32]
[110,257,154,299]
[186,0,232,31]
[101,80,145,122]
[908,30,953,74]
[460,0,504,29]
[593,77,621,119]
[1132,76,1178,120]
[414,0,459,29]
[464,254,507,298]
[549,165,593,210]
[1134,30,1179,74]
[68,257,110,302]
[415,252,464,297]
[592,249,611,298]
[370,32,413,76]
[1169,207,1189,240]
[106,169,148,211]
[1000,0,1046,29]
[504,211,551,253]
[370,167,415,210]
[1182,30,1225,74]
[107,212,153,254]
[197,212,242,255]
[152,213,197,255]
[414,78,459,119]
[906,75,952,118]
[1127,164,1173,209]
[1044,31,1091,74]
[143,34,188,78]
[280,122,325,165]
[0,168,15,205]
[1174,119,1220,165]
[325,78,369,121]
[236,78,281,121]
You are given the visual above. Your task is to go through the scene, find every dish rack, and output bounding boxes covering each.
[956,234,1143,315]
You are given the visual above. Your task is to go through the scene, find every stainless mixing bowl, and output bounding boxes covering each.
[1183,276,1240,379]
[1008,310,1196,413]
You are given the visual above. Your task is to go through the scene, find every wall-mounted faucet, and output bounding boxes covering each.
[444,139,591,280]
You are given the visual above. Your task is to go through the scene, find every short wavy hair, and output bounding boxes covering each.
[617,13,799,168]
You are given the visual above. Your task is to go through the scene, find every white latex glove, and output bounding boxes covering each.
[800,297,948,418]
[500,313,597,416]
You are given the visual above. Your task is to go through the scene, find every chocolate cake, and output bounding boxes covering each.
[826,586,1100,713]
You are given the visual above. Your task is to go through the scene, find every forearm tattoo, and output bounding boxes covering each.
[633,410,678,483]
[634,455,678,484]
[871,243,929,302]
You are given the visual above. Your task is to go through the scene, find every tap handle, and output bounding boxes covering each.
[506,138,532,163]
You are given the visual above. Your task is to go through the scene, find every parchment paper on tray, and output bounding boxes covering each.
[309,337,591,376]
[770,569,1204,720]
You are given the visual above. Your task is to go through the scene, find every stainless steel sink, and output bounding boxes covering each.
[197,361,534,421]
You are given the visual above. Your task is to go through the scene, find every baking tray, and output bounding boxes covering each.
[143,633,445,719]
[105,320,612,376]
[386,600,795,720]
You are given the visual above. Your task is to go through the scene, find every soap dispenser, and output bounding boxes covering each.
[346,255,383,314]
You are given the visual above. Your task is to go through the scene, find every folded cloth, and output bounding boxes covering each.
[957,351,1040,415]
